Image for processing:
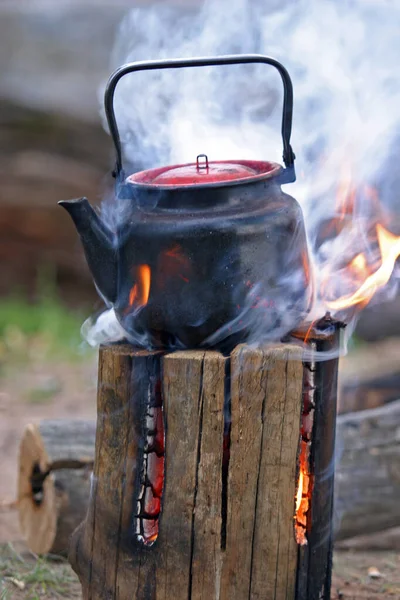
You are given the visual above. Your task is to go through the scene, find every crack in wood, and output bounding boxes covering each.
[135,362,165,546]
[188,354,205,600]
[274,356,289,600]
[248,348,268,600]
[221,358,231,551]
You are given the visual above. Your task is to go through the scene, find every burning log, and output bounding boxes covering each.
[17,420,95,555]
[68,326,340,600]
[68,343,303,599]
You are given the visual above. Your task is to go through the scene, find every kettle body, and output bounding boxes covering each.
[113,160,312,349]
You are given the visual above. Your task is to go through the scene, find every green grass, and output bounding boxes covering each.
[0,296,82,343]
[0,276,92,367]
[0,543,79,599]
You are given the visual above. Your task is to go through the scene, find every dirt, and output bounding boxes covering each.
[1,544,399,599]
[332,550,400,598]
[0,541,82,599]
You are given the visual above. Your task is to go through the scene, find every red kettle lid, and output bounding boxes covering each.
[127,155,282,189]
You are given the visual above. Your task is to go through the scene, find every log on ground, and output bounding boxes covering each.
[18,419,95,555]
[335,399,400,541]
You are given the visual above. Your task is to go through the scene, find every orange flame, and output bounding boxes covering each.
[295,437,312,546]
[129,264,151,308]
[295,470,304,512]
[326,224,400,311]
[295,461,310,546]
[295,476,310,544]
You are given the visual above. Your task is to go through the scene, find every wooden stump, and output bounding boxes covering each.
[69,334,340,600]
[18,420,95,555]
[69,343,305,599]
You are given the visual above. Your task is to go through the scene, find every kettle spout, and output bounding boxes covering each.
[59,198,117,304]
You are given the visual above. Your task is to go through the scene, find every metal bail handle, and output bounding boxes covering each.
[104,54,296,184]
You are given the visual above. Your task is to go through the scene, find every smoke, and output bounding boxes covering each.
[109,0,400,204]
[84,0,400,347]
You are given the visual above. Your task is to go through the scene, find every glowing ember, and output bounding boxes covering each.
[295,452,311,546]
[129,264,151,308]
[295,385,313,551]
[326,224,400,311]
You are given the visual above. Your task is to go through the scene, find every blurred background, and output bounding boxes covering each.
[0,0,133,547]
[0,1,399,598]
[0,0,203,552]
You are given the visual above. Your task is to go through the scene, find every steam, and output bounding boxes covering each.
[85,0,400,347]
[109,0,400,202]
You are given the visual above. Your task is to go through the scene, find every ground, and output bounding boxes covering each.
[0,542,82,599]
[1,544,399,599]
[0,299,399,599]
[332,552,400,598]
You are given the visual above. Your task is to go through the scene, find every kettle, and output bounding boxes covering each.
[60,54,312,350]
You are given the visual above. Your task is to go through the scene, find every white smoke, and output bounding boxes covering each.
[84,0,400,346]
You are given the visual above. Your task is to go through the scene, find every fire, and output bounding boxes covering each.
[295,469,304,512]
[319,174,400,316]
[326,224,400,311]
[129,264,151,308]
[351,253,367,274]
[295,386,314,548]
[295,455,310,546]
